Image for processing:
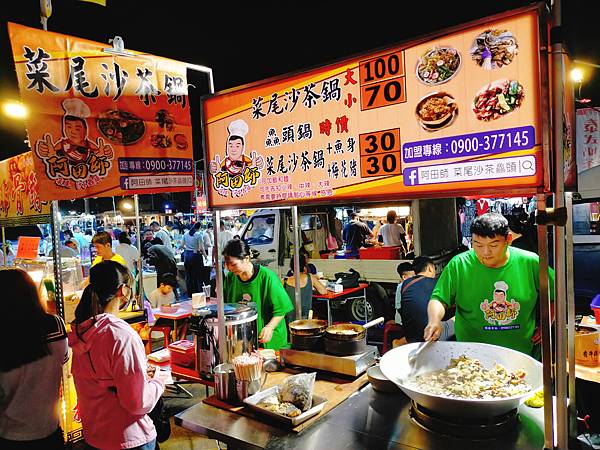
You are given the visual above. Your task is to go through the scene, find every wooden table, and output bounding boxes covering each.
[312,283,368,325]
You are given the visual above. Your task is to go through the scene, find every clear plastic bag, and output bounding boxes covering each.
[278,372,316,412]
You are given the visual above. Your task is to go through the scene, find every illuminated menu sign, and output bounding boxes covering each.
[202,8,545,208]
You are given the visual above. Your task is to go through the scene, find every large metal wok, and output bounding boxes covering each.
[379,341,543,418]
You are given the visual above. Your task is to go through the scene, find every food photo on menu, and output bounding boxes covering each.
[415,46,461,85]
[472,79,524,121]
[415,91,458,132]
[470,29,519,70]
[96,109,146,145]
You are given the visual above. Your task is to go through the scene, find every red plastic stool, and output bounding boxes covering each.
[382,321,403,355]
[146,325,171,354]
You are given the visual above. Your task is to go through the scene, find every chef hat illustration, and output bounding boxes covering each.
[228,119,249,142]
[494,281,509,292]
[62,98,91,120]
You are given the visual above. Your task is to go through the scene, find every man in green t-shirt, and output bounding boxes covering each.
[424,213,554,356]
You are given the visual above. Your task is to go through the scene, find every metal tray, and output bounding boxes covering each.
[243,385,327,427]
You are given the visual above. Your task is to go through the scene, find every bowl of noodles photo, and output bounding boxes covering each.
[416,47,461,85]
[415,92,458,131]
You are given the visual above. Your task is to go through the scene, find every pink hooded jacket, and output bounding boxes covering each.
[69,313,164,449]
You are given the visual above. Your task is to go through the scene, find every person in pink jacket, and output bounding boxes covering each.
[69,260,164,450]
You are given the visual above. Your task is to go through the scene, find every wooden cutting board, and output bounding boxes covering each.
[203,368,369,433]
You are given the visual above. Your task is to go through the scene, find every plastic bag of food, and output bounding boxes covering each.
[278,372,316,412]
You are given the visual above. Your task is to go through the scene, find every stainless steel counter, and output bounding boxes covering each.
[175,385,544,450]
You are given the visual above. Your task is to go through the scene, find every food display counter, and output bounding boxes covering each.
[175,383,544,449]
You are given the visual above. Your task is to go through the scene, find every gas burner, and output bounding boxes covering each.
[409,401,519,439]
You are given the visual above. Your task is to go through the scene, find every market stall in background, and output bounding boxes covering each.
[7,22,211,444]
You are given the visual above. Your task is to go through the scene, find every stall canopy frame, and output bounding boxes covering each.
[201,3,576,448]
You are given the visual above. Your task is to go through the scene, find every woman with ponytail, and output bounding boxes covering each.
[69,260,164,450]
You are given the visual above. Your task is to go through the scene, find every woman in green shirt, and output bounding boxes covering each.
[222,239,294,350]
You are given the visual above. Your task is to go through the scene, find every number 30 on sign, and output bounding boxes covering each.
[359,128,402,178]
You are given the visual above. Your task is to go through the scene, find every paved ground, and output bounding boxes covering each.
[160,382,222,450]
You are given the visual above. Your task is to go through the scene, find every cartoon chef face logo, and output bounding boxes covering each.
[480,281,520,326]
[208,119,264,197]
[34,98,114,190]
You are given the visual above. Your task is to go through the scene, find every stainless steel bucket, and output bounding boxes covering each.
[214,363,236,402]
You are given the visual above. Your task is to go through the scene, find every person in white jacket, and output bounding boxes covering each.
[69,260,164,450]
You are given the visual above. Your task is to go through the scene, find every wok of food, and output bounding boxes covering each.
[379,341,542,418]
[473,79,524,121]
[96,110,145,145]
[416,47,461,85]
[416,92,457,125]
[470,29,518,70]
[406,355,532,399]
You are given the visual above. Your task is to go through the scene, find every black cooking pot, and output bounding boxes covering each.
[324,335,367,355]
[290,333,324,351]
[324,317,384,356]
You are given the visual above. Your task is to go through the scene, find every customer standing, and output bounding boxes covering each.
[343,212,373,254]
[0,269,68,450]
[150,221,173,253]
[146,242,178,290]
[69,261,164,450]
[222,239,293,350]
[91,231,127,268]
[116,232,139,275]
[181,223,204,295]
[378,210,407,251]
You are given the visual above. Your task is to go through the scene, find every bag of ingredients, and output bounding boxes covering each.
[278,372,316,412]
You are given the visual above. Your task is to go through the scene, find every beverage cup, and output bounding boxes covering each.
[214,363,236,402]
[192,292,206,309]
[202,284,212,298]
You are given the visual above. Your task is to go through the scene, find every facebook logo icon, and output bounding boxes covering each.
[403,169,419,186]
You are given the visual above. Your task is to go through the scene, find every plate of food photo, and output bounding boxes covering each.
[473,79,524,122]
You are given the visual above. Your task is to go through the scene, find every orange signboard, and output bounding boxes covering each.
[203,7,547,209]
[16,236,41,259]
[8,23,194,201]
[0,152,51,226]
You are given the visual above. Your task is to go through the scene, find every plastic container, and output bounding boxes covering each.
[575,326,600,367]
[359,246,401,260]
[168,340,196,368]
[591,294,600,324]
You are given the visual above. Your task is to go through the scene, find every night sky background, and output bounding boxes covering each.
[1,0,598,215]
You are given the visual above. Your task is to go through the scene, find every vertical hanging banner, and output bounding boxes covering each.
[202,7,547,209]
[0,152,51,226]
[8,23,194,201]
[576,108,600,173]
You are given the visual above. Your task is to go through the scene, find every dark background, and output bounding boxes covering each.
[1,0,598,213]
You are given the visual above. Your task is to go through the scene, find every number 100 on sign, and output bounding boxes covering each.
[359,51,406,111]
[359,129,402,178]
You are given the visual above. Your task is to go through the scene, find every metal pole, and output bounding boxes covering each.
[214,209,227,363]
[537,193,554,450]
[551,0,568,447]
[134,195,143,306]
[2,227,6,266]
[291,206,302,320]
[51,200,64,320]
[565,191,577,441]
